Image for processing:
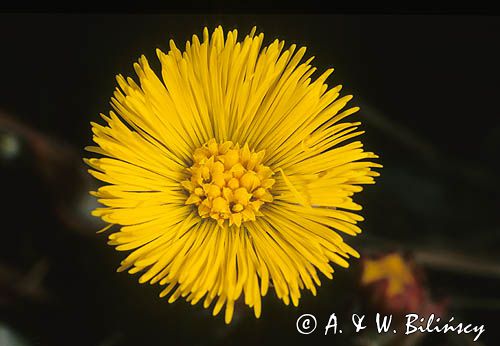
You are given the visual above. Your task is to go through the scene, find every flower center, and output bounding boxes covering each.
[181,139,275,227]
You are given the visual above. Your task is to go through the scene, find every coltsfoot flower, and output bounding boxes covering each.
[85,26,381,324]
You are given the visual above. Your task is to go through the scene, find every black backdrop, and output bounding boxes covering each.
[1,14,499,346]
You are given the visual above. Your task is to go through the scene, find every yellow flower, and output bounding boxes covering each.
[361,253,416,298]
[85,26,381,324]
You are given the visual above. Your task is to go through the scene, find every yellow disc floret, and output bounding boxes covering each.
[181,139,275,227]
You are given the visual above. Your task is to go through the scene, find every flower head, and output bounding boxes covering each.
[85,26,381,324]
[361,253,423,314]
[360,252,448,319]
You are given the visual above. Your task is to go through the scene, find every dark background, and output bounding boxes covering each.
[1,14,499,346]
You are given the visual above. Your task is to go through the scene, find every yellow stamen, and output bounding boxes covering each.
[182,139,275,227]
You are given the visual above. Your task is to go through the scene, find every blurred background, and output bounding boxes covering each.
[0,14,499,346]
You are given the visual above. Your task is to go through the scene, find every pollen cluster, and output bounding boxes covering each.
[181,139,275,227]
